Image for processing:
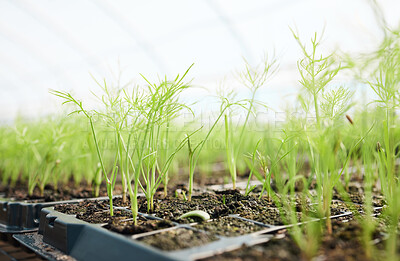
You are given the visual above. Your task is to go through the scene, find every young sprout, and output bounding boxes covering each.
[0,127,21,187]
[244,139,262,196]
[186,99,237,201]
[50,90,119,216]
[255,150,271,199]
[253,134,295,200]
[14,126,40,196]
[221,56,277,190]
[291,29,376,235]
[359,139,378,259]
[130,66,195,215]
[15,119,67,197]
[282,174,321,261]
[85,131,104,197]
[344,6,400,253]
[364,28,400,259]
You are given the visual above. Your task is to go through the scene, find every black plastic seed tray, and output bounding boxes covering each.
[17,206,275,261]
[0,196,109,233]
[13,194,383,261]
[12,199,360,261]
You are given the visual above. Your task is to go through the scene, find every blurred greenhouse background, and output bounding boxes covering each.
[0,0,399,123]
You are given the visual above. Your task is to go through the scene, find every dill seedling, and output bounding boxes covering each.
[50,90,119,216]
[244,139,262,196]
[291,29,373,235]
[129,66,195,214]
[365,27,400,260]
[222,57,277,190]
[186,99,237,201]
[15,118,67,196]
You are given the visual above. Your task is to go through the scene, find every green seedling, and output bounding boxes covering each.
[186,99,236,201]
[365,27,400,260]
[14,126,40,195]
[182,190,187,201]
[251,134,295,200]
[50,90,119,216]
[222,56,277,190]
[15,118,67,196]
[292,28,355,234]
[283,175,321,261]
[128,66,195,217]
[244,139,262,196]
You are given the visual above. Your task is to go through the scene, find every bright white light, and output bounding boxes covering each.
[0,0,399,122]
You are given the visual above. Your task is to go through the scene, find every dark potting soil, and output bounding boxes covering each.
[238,199,361,226]
[104,216,174,235]
[54,199,131,223]
[54,190,275,223]
[54,199,175,234]
[54,188,373,229]
[54,191,281,244]
[239,207,284,226]
[52,187,389,258]
[138,228,218,251]
[200,231,301,261]
[194,216,265,237]
[76,209,130,224]
[54,194,223,224]
[0,181,110,202]
[332,184,385,207]
[330,201,358,215]
[141,190,279,224]
[54,190,355,228]
[200,218,379,261]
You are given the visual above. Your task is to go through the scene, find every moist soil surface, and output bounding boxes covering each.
[52,184,386,256]
[105,216,174,235]
[194,216,266,237]
[0,181,111,202]
[138,228,219,251]
[200,230,302,261]
[54,198,175,235]
[54,189,364,227]
[53,188,364,237]
[54,199,131,224]
[55,190,282,225]
[139,189,279,224]
[200,217,384,261]
[332,183,385,207]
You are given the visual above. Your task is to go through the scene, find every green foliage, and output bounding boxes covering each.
[2,15,400,261]
[220,56,277,190]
